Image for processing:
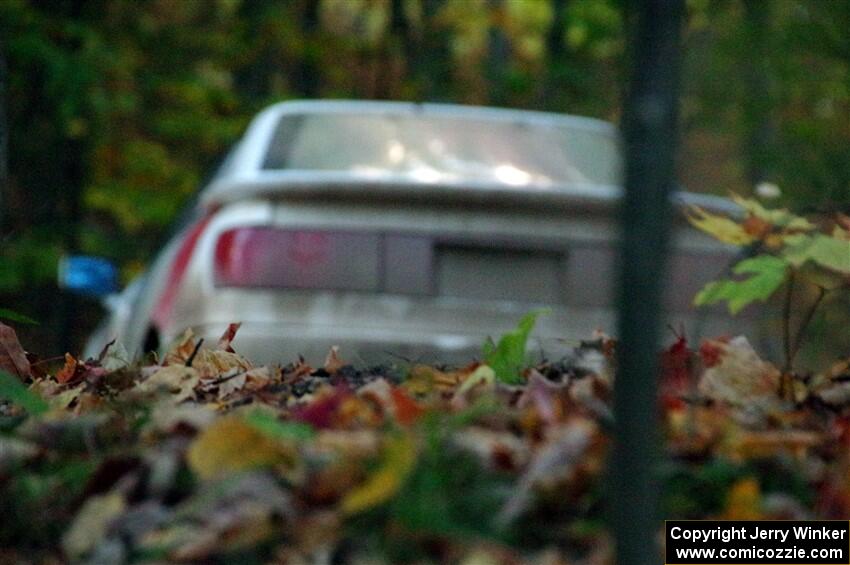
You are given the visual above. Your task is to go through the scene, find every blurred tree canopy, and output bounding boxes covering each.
[0,0,847,352]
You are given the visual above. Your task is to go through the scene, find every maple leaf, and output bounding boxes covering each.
[694,255,788,314]
[783,233,850,275]
[687,206,755,245]
[0,322,32,380]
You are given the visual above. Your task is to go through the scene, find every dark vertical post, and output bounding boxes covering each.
[613,1,684,564]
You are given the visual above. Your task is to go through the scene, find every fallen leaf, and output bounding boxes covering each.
[162,329,199,366]
[187,417,295,480]
[216,322,242,352]
[216,371,247,399]
[55,353,82,384]
[391,386,425,426]
[136,365,200,402]
[698,336,783,417]
[100,341,130,372]
[341,433,417,515]
[721,478,762,520]
[497,419,596,526]
[324,345,344,374]
[292,386,353,429]
[0,322,31,380]
[194,349,252,378]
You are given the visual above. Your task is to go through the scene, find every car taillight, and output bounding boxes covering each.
[152,213,215,329]
[213,227,381,291]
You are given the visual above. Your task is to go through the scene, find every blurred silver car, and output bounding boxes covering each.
[75,100,740,364]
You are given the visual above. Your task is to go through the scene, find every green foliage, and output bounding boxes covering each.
[731,194,814,231]
[483,310,547,385]
[0,309,38,325]
[695,255,788,314]
[691,195,850,315]
[783,234,850,275]
[691,194,850,369]
[0,370,48,416]
[244,410,315,442]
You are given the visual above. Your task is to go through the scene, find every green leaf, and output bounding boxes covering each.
[783,234,850,274]
[0,308,38,325]
[694,255,788,314]
[484,310,547,384]
[243,410,315,442]
[0,370,48,416]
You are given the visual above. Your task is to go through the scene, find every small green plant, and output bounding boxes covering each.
[483,310,548,384]
[0,370,48,415]
[0,308,38,325]
[688,194,850,374]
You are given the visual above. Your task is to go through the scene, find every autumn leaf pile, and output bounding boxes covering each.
[3,319,850,564]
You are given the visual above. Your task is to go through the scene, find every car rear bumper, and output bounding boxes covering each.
[163,289,749,366]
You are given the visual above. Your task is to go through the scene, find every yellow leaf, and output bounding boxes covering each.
[187,417,295,480]
[687,206,755,245]
[341,433,417,515]
[136,365,200,403]
[721,478,761,520]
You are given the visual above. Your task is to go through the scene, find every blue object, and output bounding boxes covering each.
[58,256,119,297]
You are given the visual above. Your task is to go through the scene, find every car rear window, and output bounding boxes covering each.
[262,112,620,187]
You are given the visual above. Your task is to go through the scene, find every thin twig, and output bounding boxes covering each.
[185,338,204,367]
[789,286,827,370]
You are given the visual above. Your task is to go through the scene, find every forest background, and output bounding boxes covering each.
[0,0,848,354]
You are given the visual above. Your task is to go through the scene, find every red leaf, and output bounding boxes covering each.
[391,386,424,426]
[216,323,242,353]
[699,336,730,368]
[661,335,692,393]
[0,322,32,380]
[292,386,352,429]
